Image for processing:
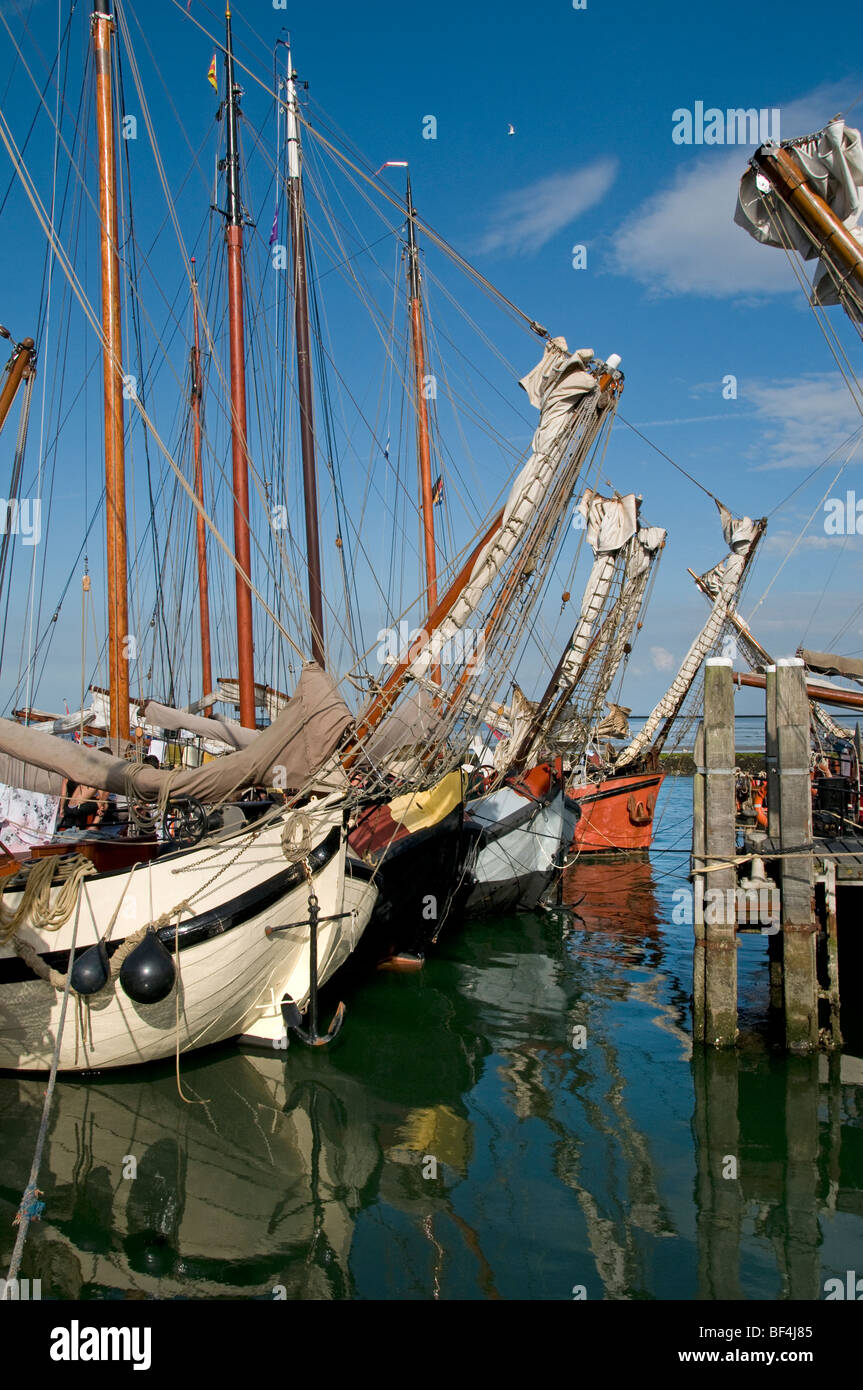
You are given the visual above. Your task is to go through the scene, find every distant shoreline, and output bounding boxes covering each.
[658,751,765,776]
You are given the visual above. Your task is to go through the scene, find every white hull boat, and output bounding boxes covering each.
[463,771,575,917]
[0,794,377,1072]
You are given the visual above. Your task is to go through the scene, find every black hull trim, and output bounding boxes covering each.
[0,826,343,987]
[351,805,470,958]
[464,867,551,918]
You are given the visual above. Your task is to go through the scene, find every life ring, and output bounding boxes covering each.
[627,793,655,826]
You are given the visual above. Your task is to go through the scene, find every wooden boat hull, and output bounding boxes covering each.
[347,771,471,957]
[463,768,575,917]
[566,772,664,854]
[0,796,376,1072]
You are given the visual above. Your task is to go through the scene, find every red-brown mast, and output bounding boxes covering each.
[92,0,129,741]
[190,260,213,717]
[405,174,440,682]
[222,4,256,727]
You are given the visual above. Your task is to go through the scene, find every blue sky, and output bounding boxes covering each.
[1,0,862,719]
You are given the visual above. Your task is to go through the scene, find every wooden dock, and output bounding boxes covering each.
[692,657,858,1053]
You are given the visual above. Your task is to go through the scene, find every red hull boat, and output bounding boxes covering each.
[566,772,664,854]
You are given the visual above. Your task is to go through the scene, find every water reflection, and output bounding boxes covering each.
[693,1050,863,1301]
[0,806,861,1300]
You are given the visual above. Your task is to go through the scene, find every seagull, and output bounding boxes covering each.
[507,123,516,136]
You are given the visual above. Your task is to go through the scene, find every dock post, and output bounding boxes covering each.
[775,658,817,1052]
[764,665,784,1012]
[822,858,841,1048]
[703,657,737,1047]
[692,723,706,1043]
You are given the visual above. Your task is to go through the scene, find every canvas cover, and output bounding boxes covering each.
[735,119,863,315]
[0,663,352,804]
[799,648,863,685]
[142,701,257,749]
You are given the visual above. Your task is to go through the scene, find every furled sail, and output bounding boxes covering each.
[798,648,863,685]
[406,338,603,677]
[0,663,352,804]
[557,491,653,685]
[735,119,863,316]
[615,504,759,768]
[142,701,257,749]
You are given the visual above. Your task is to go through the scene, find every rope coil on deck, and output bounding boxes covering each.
[0,854,95,943]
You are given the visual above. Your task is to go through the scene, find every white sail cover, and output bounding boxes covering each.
[735,119,863,315]
[0,663,352,804]
[615,504,758,768]
[557,491,640,683]
[406,338,600,677]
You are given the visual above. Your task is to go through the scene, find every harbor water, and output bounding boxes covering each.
[1,776,861,1301]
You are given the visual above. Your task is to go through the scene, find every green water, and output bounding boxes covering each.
[1,777,861,1300]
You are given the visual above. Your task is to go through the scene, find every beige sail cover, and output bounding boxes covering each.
[407,337,600,677]
[615,505,758,768]
[361,685,440,763]
[142,701,257,749]
[557,491,640,683]
[735,119,863,315]
[0,663,352,803]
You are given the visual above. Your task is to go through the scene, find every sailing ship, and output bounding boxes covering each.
[0,1,378,1070]
[731,115,863,839]
[0,0,668,1069]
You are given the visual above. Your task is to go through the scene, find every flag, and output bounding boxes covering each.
[268,205,278,246]
[431,475,443,504]
[207,54,217,90]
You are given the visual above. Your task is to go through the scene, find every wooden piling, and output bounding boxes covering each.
[692,723,706,1043]
[764,665,784,1013]
[775,659,817,1052]
[702,658,737,1048]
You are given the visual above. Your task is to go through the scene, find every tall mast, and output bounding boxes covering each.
[92,0,129,741]
[752,142,863,305]
[405,174,440,679]
[190,260,213,717]
[223,4,256,726]
[285,49,325,668]
[0,335,36,436]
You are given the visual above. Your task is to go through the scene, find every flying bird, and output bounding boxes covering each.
[507,124,516,136]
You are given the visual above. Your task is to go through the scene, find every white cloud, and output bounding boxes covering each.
[479,159,618,257]
[607,83,857,298]
[745,373,863,471]
[763,530,841,551]
[650,645,675,671]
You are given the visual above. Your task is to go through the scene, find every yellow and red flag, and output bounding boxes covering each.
[207,54,217,90]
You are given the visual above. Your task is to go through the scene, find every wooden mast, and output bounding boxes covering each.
[0,336,36,436]
[405,174,440,682]
[92,0,129,742]
[190,260,213,717]
[752,142,863,304]
[223,4,256,727]
[285,48,326,668]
